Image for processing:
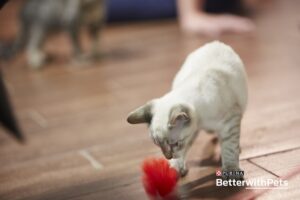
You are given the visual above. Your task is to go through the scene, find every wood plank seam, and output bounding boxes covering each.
[78,149,103,170]
[247,159,279,178]
[27,109,48,128]
[240,146,300,161]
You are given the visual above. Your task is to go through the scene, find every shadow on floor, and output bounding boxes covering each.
[179,173,245,199]
[179,135,245,200]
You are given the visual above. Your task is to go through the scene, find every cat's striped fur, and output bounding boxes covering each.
[2,0,105,69]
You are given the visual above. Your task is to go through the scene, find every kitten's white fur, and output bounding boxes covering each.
[128,41,248,176]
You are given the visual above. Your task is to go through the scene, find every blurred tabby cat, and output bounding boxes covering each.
[3,0,105,69]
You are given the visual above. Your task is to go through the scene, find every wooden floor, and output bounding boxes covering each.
[1,0,300,199]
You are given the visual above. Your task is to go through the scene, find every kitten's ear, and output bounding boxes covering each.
[127,101,153,124]
[168,105,190,128]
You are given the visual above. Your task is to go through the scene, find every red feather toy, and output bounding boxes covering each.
[142,158,178,199]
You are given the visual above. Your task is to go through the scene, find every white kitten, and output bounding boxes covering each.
[127,41,248,177]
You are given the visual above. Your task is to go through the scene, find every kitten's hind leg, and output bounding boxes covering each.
[26,26,46,69]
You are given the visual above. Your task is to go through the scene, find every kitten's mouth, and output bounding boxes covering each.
[163,151,173,159]
[161,145,173,159]
[160,142,185,159]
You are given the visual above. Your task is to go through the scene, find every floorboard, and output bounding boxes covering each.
[0,0,300,199]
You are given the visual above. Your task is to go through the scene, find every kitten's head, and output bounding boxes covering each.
[127,99,198,159]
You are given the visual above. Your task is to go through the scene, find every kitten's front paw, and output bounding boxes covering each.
[179,167,189,177]
[169,159,188,177]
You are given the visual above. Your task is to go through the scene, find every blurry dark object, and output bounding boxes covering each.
[1,0,105,69]
[106,0,243,22]
[0,0,8,9]
[106,0,176,22]
[0,72,23,142]
[204,0,244,14]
